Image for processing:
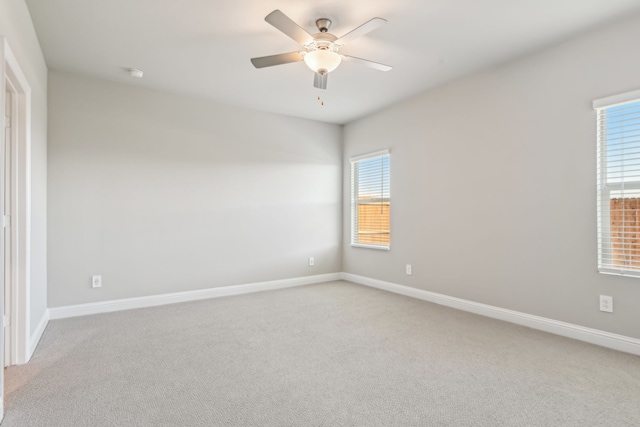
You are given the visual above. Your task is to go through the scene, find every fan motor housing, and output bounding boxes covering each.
[313,32,337,42]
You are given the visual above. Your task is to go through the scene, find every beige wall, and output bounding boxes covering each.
[0,0,48,337]
[343,12,640,339]
[47,71,342,306]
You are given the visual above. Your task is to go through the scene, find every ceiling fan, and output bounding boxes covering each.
[251,10,392,90]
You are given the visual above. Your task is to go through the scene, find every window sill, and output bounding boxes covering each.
[598,268,640,278]
[351,243,390,251]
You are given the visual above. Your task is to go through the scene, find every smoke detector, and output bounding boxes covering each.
[128,68,144,78]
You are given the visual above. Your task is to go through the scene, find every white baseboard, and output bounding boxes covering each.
[44,271,640,356]
[49,273,341,320]
[341,272,640,356]
[28,309,50,362]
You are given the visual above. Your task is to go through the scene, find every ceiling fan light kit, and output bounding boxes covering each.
[251,10,392,90]
[304,50,341,74]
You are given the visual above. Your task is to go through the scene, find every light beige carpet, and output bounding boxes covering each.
[3,281,640,426]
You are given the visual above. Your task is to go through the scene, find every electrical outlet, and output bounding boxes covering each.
[92,275,102,288]
[599,295,613,313]
[406,264,412,275]
[309,257,315,267]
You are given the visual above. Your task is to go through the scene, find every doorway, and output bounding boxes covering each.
[1,38,32,367]
[0,37,34,421]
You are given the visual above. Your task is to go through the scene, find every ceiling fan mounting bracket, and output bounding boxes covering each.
[315,18,332,33]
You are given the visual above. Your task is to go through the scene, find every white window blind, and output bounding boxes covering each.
[595,91,640,276]
[350,150,390,249]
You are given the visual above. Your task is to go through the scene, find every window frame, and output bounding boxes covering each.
[594,89,640,277]
[350,149,391,250]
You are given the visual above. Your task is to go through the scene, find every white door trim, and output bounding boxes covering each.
[1,37,32,366]
[4,80,13,368]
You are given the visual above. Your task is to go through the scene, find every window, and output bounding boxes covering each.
[350,150,390,249]
[595,89,640,276]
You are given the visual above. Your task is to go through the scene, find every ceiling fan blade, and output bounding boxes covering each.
[313,72,328,90]
[342,55,392,72]
[335,18,387,45]
[251,51,304,68]
[265,10,314,46]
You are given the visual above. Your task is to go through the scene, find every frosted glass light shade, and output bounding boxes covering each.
[304,50,341,73]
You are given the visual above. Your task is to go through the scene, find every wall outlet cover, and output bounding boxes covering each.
[599,295,613,313]
[92,275,102,288]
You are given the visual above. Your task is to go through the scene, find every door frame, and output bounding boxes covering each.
[1,37,32,369]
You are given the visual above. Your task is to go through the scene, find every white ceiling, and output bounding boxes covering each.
[25,0,640,125]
